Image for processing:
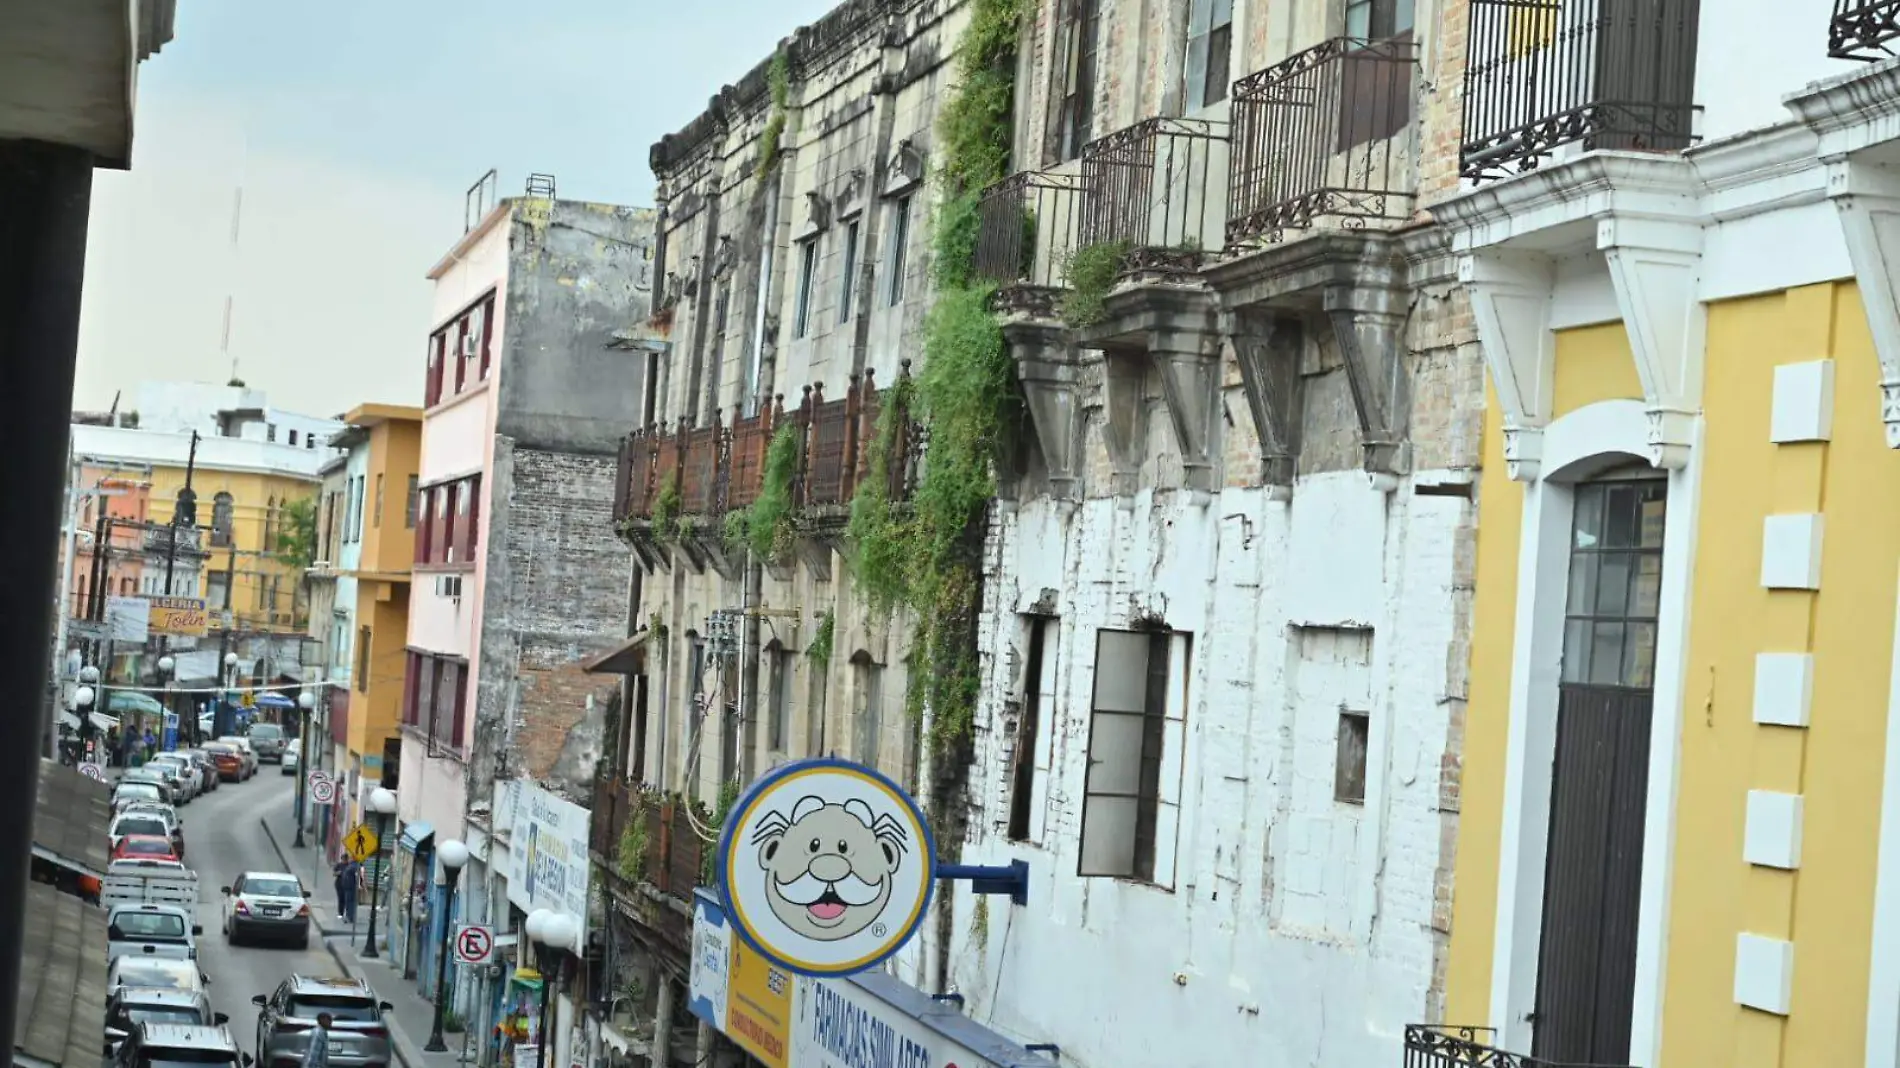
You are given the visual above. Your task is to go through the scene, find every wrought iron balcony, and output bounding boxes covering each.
[1831,0,1900,59]
[1461,0,1699,182]
[1080,116,1230,280]
[1403,1025,1639,1068]
[974,169,1085,319]
[613,366,920,529]
[1227,35,1420,244]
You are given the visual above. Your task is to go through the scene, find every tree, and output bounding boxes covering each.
[275,496,318,570]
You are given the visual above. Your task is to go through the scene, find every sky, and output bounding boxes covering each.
[75,0,840,419]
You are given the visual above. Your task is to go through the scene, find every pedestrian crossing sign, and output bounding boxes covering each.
[344,824,379,862]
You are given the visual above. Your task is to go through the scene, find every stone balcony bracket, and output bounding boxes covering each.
[1148,323,1226,495]
[1005,321,1087,501]
[1323,282,1414,487]
[1222,308,1305,493]
[1826,158,1900,448]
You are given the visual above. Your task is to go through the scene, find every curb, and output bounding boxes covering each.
[320,937,423,1068]
[255,816,352,937]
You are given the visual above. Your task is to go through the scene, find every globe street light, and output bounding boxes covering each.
[292,689,317,847]
[79,664,99,685]
[423,839,471,1052]
[156,655,178,746]
[363,788,398,958]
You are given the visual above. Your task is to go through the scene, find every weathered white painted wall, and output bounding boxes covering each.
[948,471,1465,1068]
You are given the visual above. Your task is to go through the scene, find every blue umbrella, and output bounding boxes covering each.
[255,692,297,710]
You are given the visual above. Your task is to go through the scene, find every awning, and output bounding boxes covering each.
[255,692,296,710]
[399,821,435,851]
[580,631,649,676]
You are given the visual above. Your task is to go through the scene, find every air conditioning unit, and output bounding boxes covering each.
[460,330,480,358]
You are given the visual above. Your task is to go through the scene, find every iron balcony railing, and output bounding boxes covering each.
[1831,0,1900,59]
[1228,35,1420,244]
[614,365,920,528]
[1403,1025,1640,1068]
[1080,116,1230,279]
[974,169,1085,318]
[1461,0,1700,182]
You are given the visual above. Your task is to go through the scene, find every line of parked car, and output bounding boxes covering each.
[100,728,395,1068]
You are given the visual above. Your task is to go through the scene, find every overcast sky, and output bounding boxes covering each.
[76,0,839,419]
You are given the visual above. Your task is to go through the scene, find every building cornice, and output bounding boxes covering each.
[1784,54,1900,150]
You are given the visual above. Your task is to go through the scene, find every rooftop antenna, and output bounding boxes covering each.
[224,136,248,387]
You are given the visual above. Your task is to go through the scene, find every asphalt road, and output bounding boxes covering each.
[177,765,338,1061]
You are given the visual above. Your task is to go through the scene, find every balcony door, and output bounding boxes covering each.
[1532,472,1666,1064]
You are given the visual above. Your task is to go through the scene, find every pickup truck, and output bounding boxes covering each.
[107,903,202,962]
[103,859,200,911]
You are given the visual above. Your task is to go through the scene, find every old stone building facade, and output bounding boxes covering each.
[941,0,1485,1064]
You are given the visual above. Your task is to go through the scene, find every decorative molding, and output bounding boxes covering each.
[836,168,868,219]
[1225,309,1304,491]
[1734,934,1795,1016]
[1825,160,1900,448]
[798,191,832,240]
[1744,790,1805,870]
[711,234,738,279]
[1149,326,1225,494]
[883,138,927,197]
[1008,323,1086,500]
[1770,360,1836,444]
[1098,351,1148,498]
[1461,252,1555,482]
[1761,513,1826,591]
[1752,653,1815,728]
[1324,284,1411,485]
[1598,217,1706,471]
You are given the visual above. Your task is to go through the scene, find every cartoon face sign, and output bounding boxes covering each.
[751,796,908,942]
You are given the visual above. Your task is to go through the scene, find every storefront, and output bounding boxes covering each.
[504,783,593,1068]
[392,820,434,978]
[689,892,1059,1068]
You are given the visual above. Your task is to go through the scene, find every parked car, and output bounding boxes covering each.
[150,753,204,799]
[145,758,196,803]
[204,743,246,783]
[109,1022,251,1068]
[111,835,180,865]
[178,749,219,792]
[112,782,166,813]
[119,770,177,806]
[252,976,392,1068]
[281,740,300,775]
[112,803,185,860]
[107,987,224,1033]
[107,955,208,995]
[106,903,201,962]
[221,872,312,948]
[215,736,258,778]
[247,722,287,764]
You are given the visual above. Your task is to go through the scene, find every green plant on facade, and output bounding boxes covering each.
[700,778,744,885]
[651,469,682,540]
[743,423,800,559]
[755,49,792,181]
[842,0,1025,759]
[616,795,649,884]
[1060,240,1131,327]
[807,609,835,668]
[274,496,319,570]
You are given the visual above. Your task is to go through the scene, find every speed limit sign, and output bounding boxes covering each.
[308,772,335,804]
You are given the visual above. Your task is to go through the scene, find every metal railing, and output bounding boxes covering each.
[1461,0,1699,182]
[1831,0,1900,59]
[974,170,1086,316]
[1403,1025,1639,1068]
[614,365,920,527]
[1227,35,1419,244]
[589,776,706,899]
[1080,117,1230,278]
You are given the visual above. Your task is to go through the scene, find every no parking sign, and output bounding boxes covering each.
[307,771,335,804]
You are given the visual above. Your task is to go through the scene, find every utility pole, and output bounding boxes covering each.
[214,548,236,740]
[164,430,199,594]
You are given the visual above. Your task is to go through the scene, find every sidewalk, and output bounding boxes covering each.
[262,816,478,1068]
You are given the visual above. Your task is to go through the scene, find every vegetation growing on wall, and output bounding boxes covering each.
[700,778,744,884]
[1061,240,1131,327]
[843,0,1025,758]
[651,470,682,540]
[742,423,800,559]
[616,794,649,883]
[755,49,792,181]
[274,496,319,570]
[806,609,835,668]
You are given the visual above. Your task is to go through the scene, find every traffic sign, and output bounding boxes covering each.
[454,924,495,965]
[308,772,335,804]
[78,763,105,782]
[343,823,380,862]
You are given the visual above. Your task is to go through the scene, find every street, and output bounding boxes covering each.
[177,771,344,1062]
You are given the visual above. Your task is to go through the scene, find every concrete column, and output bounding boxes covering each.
[0,136,95,1063]
[693,1021,715,1067]
[650,977,674,1066]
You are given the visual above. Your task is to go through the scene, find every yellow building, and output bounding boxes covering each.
[1419,43,1900,1068]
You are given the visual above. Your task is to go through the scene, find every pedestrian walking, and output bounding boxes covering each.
[303,1012,335,1068]
[333,857,361,924]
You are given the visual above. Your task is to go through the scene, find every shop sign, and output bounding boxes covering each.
[506,780,593,944]
[791,976,1031,1068]
[716,759,935,978]
[691,892,794,1068]
[146,596,208,636]
[688,896,731,1030]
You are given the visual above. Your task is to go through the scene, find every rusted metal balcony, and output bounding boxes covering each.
[1227,35,1419,245]
[1080,116,1230,280]
[1461,0,1699,182]
[1832,0,1900,59]
[1403,1025,1639,1068]
[974,169,1085,318]
[589,776,708,900]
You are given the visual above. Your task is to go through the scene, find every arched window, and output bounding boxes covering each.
[211,492,234,547]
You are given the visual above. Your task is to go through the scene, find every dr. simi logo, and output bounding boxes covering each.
[718,759,936,977]
[751,796,908,941]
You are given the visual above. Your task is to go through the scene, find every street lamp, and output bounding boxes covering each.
[528,911,577,1068]
[156,655,177,746]
[363,788,397,958]
[423,840,471,1052]
[292,689,317,847]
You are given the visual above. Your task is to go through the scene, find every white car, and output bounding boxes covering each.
[221,871,312,949]
[148,755,199,801]
[281,740,300,775]
[107,955,207,996]
[106,903,202,962]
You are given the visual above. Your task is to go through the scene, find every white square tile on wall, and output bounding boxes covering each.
[1744,790,1805,869]
[1770,360,1836,443]
[1753,653,1815,727]
[1761,514,1825,590]
[1735,933,1795,1015]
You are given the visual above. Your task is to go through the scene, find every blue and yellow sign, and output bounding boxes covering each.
[716,759,936,978]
